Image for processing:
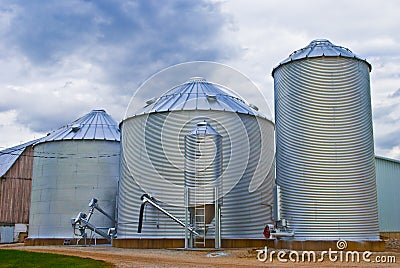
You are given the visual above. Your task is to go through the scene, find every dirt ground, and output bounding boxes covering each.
[1,243,399,267]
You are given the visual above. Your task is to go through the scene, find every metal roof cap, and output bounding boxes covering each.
[272,39,372,77]
[131,78,267,119]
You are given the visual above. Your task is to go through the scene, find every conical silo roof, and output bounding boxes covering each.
[272,39,371,76]
[38,109,120,143]
[133,77,266,118]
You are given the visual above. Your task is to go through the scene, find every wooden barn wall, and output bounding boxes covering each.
[0,146,34,224]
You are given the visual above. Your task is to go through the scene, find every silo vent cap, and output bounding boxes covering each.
[71,124,81,132]
[188,77,206,83]
[197,121,208,127]
[249,103,259,111]
[146,97,157,105]
[206,94,217,101]
[309,39,331,46]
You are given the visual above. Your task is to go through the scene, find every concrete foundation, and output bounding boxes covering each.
[112,239,386,252]
[24,238,110,246]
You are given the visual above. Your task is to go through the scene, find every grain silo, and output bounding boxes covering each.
[184,121,222,248]
[116,77,275,248]
[27,109,120,243]
[272,39,379,240]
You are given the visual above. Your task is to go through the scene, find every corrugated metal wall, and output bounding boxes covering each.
[0,146,33,224]
[29,140,120,238]
[0,225,14,243]
[117,110,275,239]
[376,156,400,232]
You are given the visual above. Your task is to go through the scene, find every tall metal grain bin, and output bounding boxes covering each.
[117,78,275,246]
[272,39,379,240]
[28,110,120,240]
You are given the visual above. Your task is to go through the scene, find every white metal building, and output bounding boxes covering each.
[375,156,400,235]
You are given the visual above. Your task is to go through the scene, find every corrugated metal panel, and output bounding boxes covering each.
[132,78,265,119]
[272,39,371,75]
[274,40,379,240]
[28,140,120,238]
[0,139,40,178]
[117,110,275,239]
[38,109,120,143]
[375,156,400,232]
[0,225,14,243]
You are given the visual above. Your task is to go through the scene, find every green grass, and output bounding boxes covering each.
[0,249,113,268]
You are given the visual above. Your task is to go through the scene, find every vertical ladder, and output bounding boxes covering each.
[193,146,207,247]
[194,204,206,247]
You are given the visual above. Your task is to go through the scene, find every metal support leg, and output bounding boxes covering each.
[184,186,189,249]
[214,187,221,249]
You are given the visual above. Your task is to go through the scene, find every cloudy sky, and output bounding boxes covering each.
[0,0,399,159]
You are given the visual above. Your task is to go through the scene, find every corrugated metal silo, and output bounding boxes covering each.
[117,78,275,243]
[185,121,222,207]
[28,109,120,239]
[272,39,379,240]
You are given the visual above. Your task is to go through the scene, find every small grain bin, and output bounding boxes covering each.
[184,121,222,247]
[28,110,120,240]
[116,77,275,247]
[272,39,379,240]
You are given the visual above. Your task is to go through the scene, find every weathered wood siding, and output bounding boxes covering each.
[0,146,33,224]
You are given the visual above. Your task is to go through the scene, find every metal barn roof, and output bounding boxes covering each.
[39,109,120,143]
[272,39,371,76]
[0,139,40,177]
[133,77,266,118]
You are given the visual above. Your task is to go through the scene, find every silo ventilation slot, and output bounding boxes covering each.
[249,103,259,111]
[206,94,217,101]
[71,124,81,132]
[146,98,157,106]
[188,77,206,83]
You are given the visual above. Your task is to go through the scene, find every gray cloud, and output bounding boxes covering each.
[5,0,238,87]
[376,130,400,150]
[0,0,240,135]
[373,103,398,123]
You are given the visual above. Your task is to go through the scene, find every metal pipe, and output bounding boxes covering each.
[137,202,146,233]
[80,219,111,242]
[270,231,295,238]
[86,207,95,222]
[141,194,199,236]
[93,205,116,223]
[214,187,221,249]
[184,186,189,249]
[89,198,116,223]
